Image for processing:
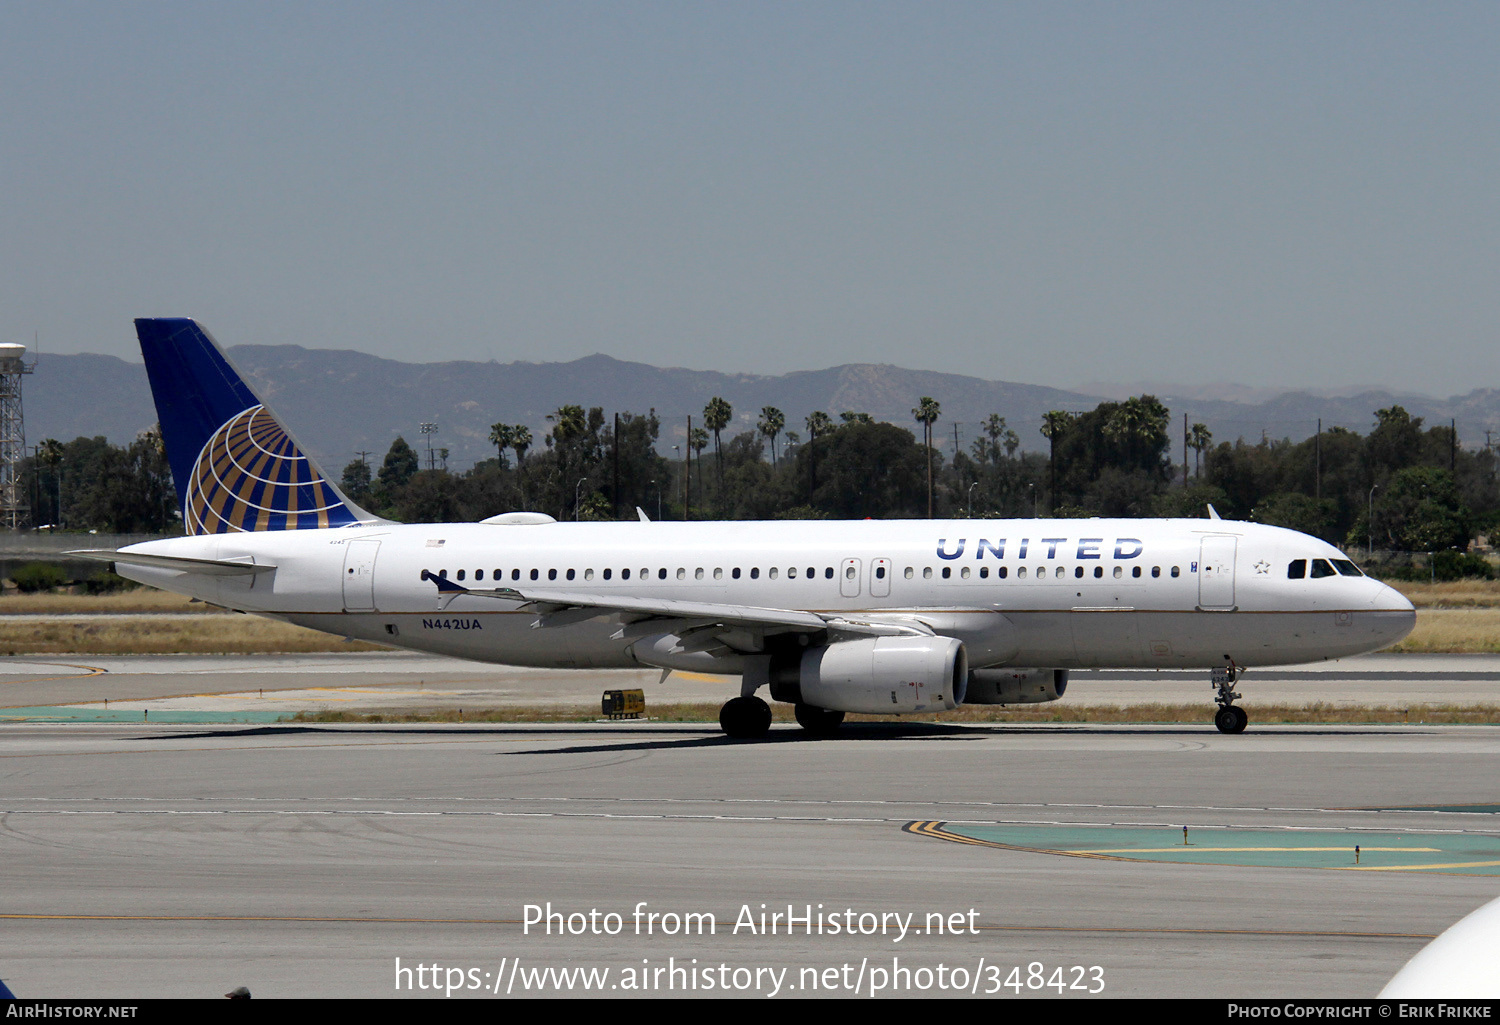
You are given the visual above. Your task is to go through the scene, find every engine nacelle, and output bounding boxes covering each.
[964,668,1069,705]
[777,636,968,715]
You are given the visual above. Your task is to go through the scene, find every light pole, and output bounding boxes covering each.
[419,422,437,471]
[1368,484,1379,560]
[968,481,978,517]
[1028,483,1037,518]
[575,477,588,521]
[650,479,661,521]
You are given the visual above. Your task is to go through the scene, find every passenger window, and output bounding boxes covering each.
[1094,567,1103,578]
[825,567,834,579]
[904,567,914,579]
[658,568,666,580]
[979,567,988,579]
[1074,567,1083,579]
[998,566,1008,579]
[923,567,933,579]
[960,566,970,579]
[714,568,723,580]
[475,570,484,581]
[751,568,760,579]
[733,568,742,579]
[548,569,557,581]
[1132,566,1141,578]
[493,569,501,579]
[622,568,631,580]
[530,569,539,581]
[807,567,815,579]
[1113,566,1122,579]
[512,569,520,581]
[457,570,465,581]
[584,568,594,581]
[1055,567,1065,579]
[420,569,429,581]
[1170,566,1180,578]
[566,569,575,581]
[1151,566,1160,578]
[845,566,856,579]
[603,568,612,580]
[677,568,686,580]
[876,566,886,579]
[438,570,447,579]
[1018,567,1027,579]
[1310,559,1336,578]
[942,567,951,579]
[769,567,778,579]
[695,568,704,580]
[1287,560,1306,579]
[788,567,798,578]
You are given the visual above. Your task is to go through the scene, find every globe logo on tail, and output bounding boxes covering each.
[184,406,355,533]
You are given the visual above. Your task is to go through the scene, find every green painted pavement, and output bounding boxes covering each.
[942,824,1500,875]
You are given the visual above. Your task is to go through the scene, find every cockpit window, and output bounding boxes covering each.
[1331,559,1363,577]
[1287,560,1306,579]
[1309,558,1336,578]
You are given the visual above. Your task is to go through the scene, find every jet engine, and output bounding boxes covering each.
[964,668,1069,705]
[769,636,968,714]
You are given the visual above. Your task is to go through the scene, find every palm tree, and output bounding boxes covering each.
[37,438,63,526]
[912,397,941,518]
[510,425,532,468]
[689,425,710,506]
[839,411,873,424]
[1188,422,1213,479]
[488,423,513,468]
[703,397,732,489]
[758,406,785,467]
[1040,410,1075,514]
[804,411,834,502]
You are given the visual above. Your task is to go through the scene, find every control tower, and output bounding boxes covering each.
[0,343,35,529]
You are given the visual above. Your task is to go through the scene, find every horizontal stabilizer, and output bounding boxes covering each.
[68,549,276,576]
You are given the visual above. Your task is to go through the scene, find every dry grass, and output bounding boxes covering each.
[0,588,206,614]
[0,615,384,655]
[290,702,1500,726]
[1389,609,1500,653]
[1388,580,1500,608]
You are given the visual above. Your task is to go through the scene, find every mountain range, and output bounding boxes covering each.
[30,347,1500,473]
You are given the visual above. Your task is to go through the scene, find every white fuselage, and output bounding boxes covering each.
[114,517,1416,674]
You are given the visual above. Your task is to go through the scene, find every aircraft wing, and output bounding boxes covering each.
[68,549,276,576]
[429,576,931,638]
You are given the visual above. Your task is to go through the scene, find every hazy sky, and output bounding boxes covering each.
[3,2,1497,396]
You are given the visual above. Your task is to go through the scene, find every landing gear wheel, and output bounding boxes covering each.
[1214,705,1248,734]
[719,695,772,739]
[794,703,845,736]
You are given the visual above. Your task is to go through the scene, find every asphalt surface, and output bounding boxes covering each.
[3,652,1500,717]
[3,718,1499,998]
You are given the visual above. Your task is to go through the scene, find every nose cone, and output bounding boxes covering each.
[1367,582,1417,649]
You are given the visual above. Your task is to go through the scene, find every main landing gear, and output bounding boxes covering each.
[719,695,772,739]
[793,703,845,736]
[1212,663,1248,734]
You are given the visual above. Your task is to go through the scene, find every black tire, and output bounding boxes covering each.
[1215,705,1249,734]
[720,695,773,739]
[794,703,846,736]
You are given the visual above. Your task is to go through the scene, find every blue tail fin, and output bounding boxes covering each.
[136,318,375,533]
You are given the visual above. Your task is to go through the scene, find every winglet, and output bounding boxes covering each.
[1207,504,1222,520]
[637,507,650,523]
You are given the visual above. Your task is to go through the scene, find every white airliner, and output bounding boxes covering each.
[74,319,1416,738]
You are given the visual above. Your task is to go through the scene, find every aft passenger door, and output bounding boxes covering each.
[869,558,891,598]
[342,539,381,612]
[1198,536,1237,611]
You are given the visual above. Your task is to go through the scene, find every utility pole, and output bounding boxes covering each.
[612,412,620,520]
[1451,419,1457,474]
[1315,419,1321,502]
[1183,413,1189,487]
[685,414,692,521]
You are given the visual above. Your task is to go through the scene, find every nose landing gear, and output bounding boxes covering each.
[1212,663,1248,734]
